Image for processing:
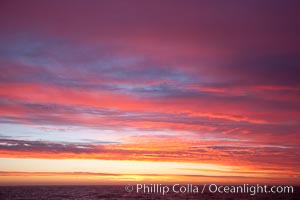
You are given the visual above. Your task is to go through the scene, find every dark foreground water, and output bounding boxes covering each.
[0,185,299,200]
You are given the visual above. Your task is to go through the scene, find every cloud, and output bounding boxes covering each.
[0,0,299,184]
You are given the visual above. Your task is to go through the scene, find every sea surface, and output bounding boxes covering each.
[0,185,299,200]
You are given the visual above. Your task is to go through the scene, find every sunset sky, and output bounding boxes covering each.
[0,0,299,185]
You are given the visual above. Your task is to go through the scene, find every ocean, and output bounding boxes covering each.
[0,185,299,200]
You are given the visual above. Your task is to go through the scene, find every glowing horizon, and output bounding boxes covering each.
[0,0,299,186]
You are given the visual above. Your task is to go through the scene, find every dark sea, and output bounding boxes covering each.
[0,185,299,200]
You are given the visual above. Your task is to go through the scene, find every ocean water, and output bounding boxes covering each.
[0,185,299,200]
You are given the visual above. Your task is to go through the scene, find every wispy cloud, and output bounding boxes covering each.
[0,0,299,184]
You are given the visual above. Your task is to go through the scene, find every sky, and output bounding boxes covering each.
[0,0,299,185]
